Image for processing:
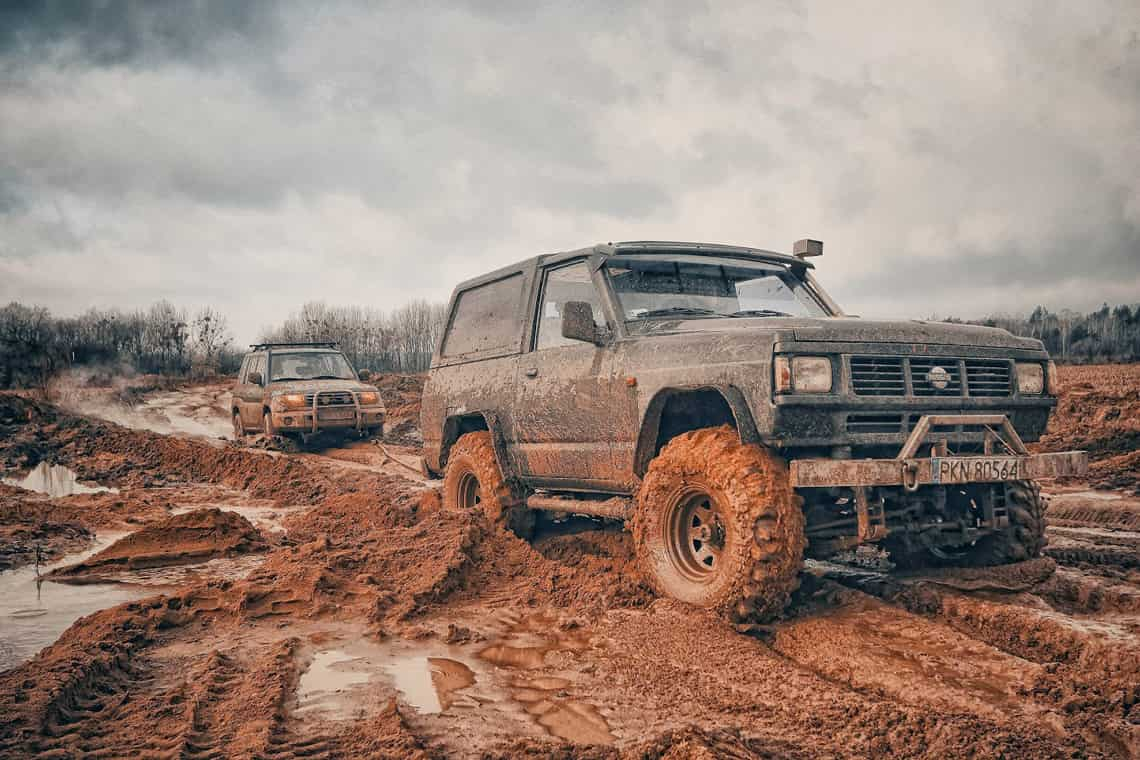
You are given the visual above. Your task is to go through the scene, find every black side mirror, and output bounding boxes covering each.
[358,369,371,381]
[561,301,600,345]
[248,371,263,385]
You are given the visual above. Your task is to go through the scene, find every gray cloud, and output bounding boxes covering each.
[1,0,1138,342]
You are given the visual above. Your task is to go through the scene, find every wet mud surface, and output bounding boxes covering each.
[1,368,1139,758]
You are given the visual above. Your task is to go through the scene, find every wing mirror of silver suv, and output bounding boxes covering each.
[561,301,601,345]
[358,369,371,381]
[248,371,263,385]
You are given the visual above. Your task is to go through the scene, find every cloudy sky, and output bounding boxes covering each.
[2,1,1138,342]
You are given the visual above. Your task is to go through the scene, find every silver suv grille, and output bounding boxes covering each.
[303,391,355,406]
[850,357,1013,398]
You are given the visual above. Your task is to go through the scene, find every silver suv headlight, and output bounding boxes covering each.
[1016,362,1045,394]
[775,356,834,393]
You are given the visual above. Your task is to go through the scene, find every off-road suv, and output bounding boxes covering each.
[231,342,385,442]
[421,241,1087,622]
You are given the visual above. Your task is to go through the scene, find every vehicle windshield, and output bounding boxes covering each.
[268,351,356,382]
[604,257,828,320]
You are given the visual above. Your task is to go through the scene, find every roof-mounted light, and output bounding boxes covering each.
[793,239,823,259]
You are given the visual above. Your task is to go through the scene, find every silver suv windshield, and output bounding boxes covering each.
[604,257,829,320]
[269,351,356,382]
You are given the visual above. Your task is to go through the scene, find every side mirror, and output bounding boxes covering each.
[358,369,371,381]
[248,371,263,386]
[561,301,600,345]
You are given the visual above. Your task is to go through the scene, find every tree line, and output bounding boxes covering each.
[0,298,447,389]
[948,303,1140,363]
[256,300,448,375]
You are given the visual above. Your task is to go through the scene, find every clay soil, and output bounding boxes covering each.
[1,367,1138,759]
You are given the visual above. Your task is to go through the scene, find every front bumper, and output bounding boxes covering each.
[789,414,1087,488]
[271,405,385,434]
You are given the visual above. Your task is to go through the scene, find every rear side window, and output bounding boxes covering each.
[442,273,525,358]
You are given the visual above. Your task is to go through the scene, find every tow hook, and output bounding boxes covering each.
[902,460,921,492]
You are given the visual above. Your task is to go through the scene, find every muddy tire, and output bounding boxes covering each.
[888,480,1048,569]
[962,480,1048,566]
[443,431,534,538]
[263,410,277,438]
[232,411,245,439]
[632,426,806,623]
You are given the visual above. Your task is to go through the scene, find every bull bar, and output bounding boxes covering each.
[789,414,1088,490]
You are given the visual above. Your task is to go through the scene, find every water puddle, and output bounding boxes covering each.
[3,462,118,497]
[0,533,150,671]
[386,655,476,713]
[170,499,299,534]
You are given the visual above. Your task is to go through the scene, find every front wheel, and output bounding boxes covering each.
[632,426,806,623]
[263,410,277,438]
[443,431,534,538]
[232,411,245,439]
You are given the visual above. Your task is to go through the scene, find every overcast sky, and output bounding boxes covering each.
[2,1,1138,343]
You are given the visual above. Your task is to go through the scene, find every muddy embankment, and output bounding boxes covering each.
[0,369,1138,758]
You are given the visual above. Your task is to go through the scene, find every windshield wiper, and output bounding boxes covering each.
[310,375,343,380]
[272,376,303,382]
[635,307,722,319]
[729,309,793,318]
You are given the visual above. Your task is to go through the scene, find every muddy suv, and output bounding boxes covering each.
[231,342,385,442]
[421,241,1088,622]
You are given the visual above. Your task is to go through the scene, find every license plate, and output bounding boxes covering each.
[318,408,354,421]
[931,456,1023,484]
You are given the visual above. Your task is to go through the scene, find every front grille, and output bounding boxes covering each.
[965,359,1011,397]
[850,356,905,396]
[303,391,354,406]
[910,358,962,397]
[846,413,904,434]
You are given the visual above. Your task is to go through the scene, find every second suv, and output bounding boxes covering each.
[231,342,385,442]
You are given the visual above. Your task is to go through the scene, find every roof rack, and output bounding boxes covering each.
[249,341,339,350]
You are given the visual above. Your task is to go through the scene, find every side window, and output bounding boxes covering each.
[251,356,265,384]
[442,273,525,357]
[535,261,605,351]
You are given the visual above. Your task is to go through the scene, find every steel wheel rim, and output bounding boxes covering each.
[664,486,727,584]
[456,470,482,510]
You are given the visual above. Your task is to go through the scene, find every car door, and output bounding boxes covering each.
[238,354,266,428]
[512,259,629,489]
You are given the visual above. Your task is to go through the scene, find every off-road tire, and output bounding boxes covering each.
[232,411,245,439]
[963,480,1048,566]
[263,410,277,438]
[443,431,534,538]
[887,480,1048,569]
[632,426,806,623]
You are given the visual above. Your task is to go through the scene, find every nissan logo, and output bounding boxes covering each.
[927,366,951,390]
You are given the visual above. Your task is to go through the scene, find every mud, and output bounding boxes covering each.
[1,370,1139,758]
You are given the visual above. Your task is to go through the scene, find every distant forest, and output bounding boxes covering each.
[0,299,1136,389]
[950,303,1140,364]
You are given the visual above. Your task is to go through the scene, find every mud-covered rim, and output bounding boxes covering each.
[456,470,482,510]
[663,485,728,584]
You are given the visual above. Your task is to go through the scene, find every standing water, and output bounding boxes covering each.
[0,533,148,671]
[2,462,117,498]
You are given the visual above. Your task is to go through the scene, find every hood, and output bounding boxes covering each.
[627,316,1042,351]
[265,379,377,394]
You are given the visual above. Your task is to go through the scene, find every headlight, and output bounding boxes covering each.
[357,391,380,406]
[1016,362,1045,394]
[775,356,833,393]
[272,393,308,410]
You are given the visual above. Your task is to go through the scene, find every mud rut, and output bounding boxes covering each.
[0,387,1137,759]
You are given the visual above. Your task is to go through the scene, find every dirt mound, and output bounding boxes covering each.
[50,508,266,577]
[0,484,93,571]
[1036,364,1140,494]
[373,373,424,444]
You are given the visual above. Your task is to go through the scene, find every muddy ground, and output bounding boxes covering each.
[0,365,1137,758]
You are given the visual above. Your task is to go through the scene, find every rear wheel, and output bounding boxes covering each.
[232,411,245,439]
[443,431,534,538]
[632,426,805,623]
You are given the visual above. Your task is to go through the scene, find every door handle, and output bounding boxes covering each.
[524,368,539,378]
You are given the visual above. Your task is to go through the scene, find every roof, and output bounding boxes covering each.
[248,342,340,352]
[450,240,812,293]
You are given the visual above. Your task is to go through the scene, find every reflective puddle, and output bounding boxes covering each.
[3,462,118,498]
[386,655,476,713]
[0,533,150,671]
